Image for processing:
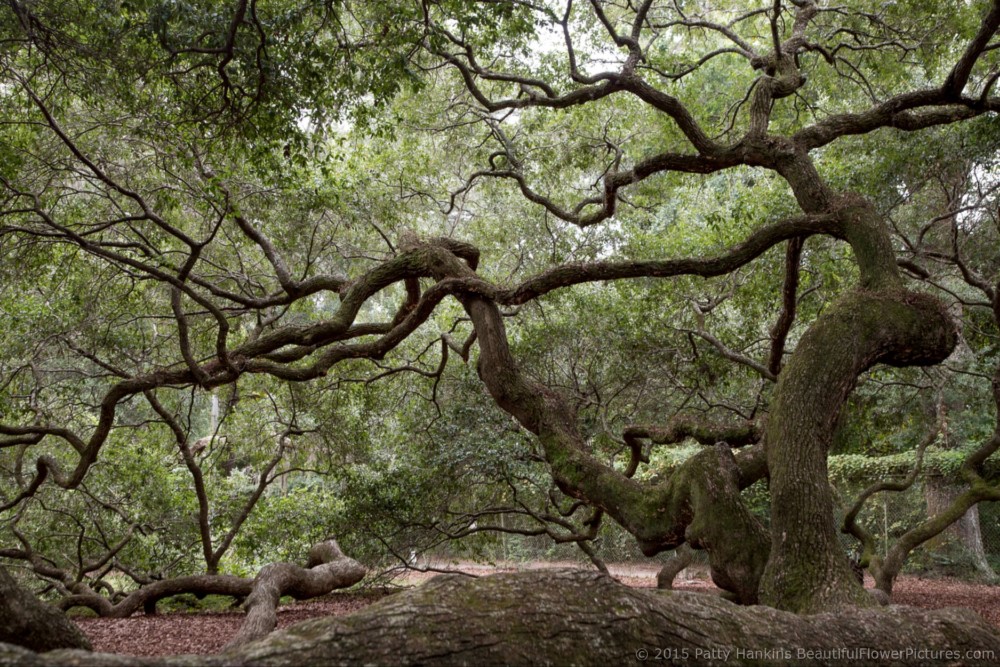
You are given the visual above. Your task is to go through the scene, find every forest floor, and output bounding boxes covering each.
[74,562,1000,657]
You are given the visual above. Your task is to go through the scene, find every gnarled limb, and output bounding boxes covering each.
[872,356,1000,595]
[225,539,365,649]
[657,544,695,590]
[624,418,760,450]
[12,570,1000,665]
[455,277,769,603]
[53,538,364,650]
[842,400,942,594]
[56,574,253,618]
[768,237,804,376]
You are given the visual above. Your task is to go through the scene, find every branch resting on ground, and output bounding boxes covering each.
[225,539,365,649]
[53,539,364,647]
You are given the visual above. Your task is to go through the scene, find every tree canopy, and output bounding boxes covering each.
[1,0,1000,647]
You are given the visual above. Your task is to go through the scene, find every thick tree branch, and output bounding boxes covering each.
[943,1,1000,98]
[498,213,835,303]
[225,539,365,649]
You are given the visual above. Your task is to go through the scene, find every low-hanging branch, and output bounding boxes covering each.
[624,419,761,445]
[225,539,366,649]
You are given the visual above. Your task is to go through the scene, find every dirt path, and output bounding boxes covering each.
[74,565,1000,657]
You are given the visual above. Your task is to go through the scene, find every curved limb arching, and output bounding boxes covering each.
[452,272,770,602]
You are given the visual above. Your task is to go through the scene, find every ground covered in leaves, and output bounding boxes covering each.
[73,564,1000,657]
[74,592,379,657]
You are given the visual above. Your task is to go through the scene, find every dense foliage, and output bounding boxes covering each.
[0,0,998,619]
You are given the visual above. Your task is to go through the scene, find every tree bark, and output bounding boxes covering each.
[426,212,956,614]
[871,345,1000,595]
[657,544,695,589]
[50,540,363,651]
[742,171,959,611]
[0,565,91,653]
[458,289,769,603]
[9,570,1000,666]
[55,541,363,627]
[57,575,254,618]
[872,480,1000,594]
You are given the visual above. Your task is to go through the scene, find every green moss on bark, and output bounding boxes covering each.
[762,289,956,612]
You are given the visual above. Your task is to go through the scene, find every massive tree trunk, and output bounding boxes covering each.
[414,216,957,613]
[753,163,959,611]
[444,193,956,612]
[0,565,91,653]
[761,287,957,612]
[7,570,1000,666]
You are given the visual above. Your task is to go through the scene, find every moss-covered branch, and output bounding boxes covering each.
[762,288,956,612]
[459,285,769,602]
